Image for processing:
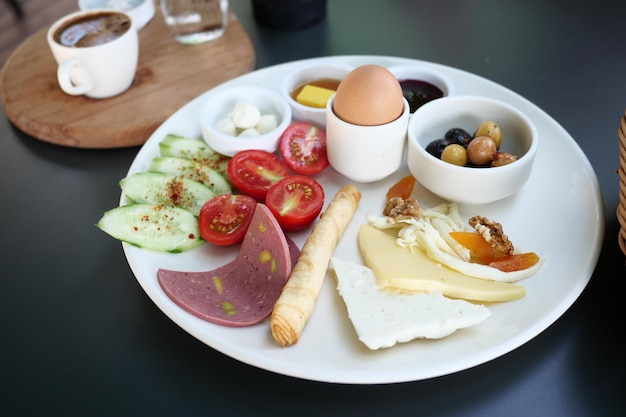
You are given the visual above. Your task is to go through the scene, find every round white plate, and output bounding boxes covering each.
[121,55,603,384]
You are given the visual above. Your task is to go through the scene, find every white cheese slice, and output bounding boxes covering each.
[330,257,491,350]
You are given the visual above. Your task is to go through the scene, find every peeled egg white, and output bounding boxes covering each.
[333,64,404,126]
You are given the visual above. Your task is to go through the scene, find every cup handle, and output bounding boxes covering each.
[57,58,94,96]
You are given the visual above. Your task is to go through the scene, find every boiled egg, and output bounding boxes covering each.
[332,64,404,126]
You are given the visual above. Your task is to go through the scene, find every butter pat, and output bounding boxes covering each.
[331,257,491,350]
[296,84,335,108]
[358,224,526,302]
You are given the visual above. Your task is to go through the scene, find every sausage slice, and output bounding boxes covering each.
[157,204,299,327]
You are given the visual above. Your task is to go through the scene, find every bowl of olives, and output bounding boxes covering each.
[406,95,538,205]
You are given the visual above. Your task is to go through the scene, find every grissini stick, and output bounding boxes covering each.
[271,184,362,346]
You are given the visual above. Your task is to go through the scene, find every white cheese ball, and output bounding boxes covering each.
[231,102,261,129]
[215,118,237,136]
[256,114,278,134]
[238,128,261,137]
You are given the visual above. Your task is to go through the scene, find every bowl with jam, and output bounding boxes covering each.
[281,63,354,128]
[388,64,454,114]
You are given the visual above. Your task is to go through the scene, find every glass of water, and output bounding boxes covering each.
[160,0,228,44]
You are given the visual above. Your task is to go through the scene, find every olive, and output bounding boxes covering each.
[474,121,502,149]
[445,128,472,147]
[467,136,496,165]
[441,144,468,166]
[425,138,453,158]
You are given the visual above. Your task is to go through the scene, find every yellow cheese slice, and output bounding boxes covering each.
[358,224,526,302]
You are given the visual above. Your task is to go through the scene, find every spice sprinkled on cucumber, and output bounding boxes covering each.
[96,204,203,253]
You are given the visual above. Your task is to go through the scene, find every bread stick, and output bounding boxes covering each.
[270,184,361,346]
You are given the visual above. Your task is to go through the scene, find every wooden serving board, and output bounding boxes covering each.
[0,10,255,148]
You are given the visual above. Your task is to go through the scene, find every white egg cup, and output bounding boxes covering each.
[325,95,410,183]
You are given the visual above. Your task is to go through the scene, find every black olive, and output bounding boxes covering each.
[445,128,473,147]
[425,138,453,158]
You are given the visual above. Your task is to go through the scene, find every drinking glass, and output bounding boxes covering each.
[160,0,228,44]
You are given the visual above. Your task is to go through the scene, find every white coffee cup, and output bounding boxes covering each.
[47,9,139,99]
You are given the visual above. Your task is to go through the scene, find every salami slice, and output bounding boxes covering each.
[157,204,300,327]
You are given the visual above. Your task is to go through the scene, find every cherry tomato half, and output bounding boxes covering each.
[265,175,325,232]
[198,194,257,246]
[279,122,329,175]
[227,149,290,201]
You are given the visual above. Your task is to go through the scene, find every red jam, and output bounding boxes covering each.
[399,79,444,113]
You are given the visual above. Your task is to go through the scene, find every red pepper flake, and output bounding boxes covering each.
[167,177,185,206]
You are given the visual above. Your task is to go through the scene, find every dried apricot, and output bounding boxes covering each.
[449,231,506,264]
[386,175,416,200]
[488,252,540,272]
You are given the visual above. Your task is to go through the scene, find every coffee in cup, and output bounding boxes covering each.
[47,10,139,99]
[53,12,131,47]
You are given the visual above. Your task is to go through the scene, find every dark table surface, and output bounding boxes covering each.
[2,0,625,415]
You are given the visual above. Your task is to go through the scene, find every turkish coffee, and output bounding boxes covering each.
[54,11,131,48]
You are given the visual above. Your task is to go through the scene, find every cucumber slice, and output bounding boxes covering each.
[149,156,232,196]
[96,204,203,253]
[159,134,230,179]
[120,172,215,217]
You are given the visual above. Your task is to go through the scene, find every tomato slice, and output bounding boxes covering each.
[265,175,325,232]
[198,194,257,246]
[227,149,290,200]
[278,122,329,175]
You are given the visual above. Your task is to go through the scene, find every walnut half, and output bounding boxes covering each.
[383,196,423,221]
[468,215,514,255]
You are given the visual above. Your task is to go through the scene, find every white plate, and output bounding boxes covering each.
[121,56,603,384]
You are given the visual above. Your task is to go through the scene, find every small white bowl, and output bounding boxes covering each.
[78,0,155,30]
[200,85,292,157]
[407,95,538,205]
[388,64,454,113]
[281,63,353,128]
[326,95,410,183]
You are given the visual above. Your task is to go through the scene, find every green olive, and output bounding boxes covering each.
[474,121,502,149]
[467,136,496,165]
[441,144,468,166]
